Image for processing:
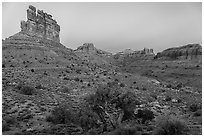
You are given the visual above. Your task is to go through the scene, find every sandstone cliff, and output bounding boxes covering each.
[75,43,112,56]
[20,5,60,42]
[74,43,114,67]
[155,44,202,60]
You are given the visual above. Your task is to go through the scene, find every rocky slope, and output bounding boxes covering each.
[2,5,202,135]
[2,31,94,70]
[113,48,155,66]
[154,44,202,61]
[74,43,115,67]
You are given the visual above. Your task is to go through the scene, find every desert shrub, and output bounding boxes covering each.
[177,98,182,103]
[196,65,200,68]
[189,103,201,112]
[78,108,100,131]
[135,109,155,124]
[59,86,71,94]
[166,83,172,88]
[86,128,99,135]
[114,78,119,82]
[75,77,80,82]
[46,104,75,124]
[142,87,147,90]
[30,69,34,72]
[76,69,81,74]
[165,95,172,101]
[141,70,153,76]
[63,77,69,80]
[193,109,202,117]
[85,84,121,131]
[35,83,45,89]
[110,126,141,135]
[135,87,139,90]
[175,83,182,89]
[4,115,17,125]
[2,64,5,68]
[150,94,157,100]
[114,91,141,121]
[2,121,10,132]
[15,82,24,90]
[10,64,14,67]
[120,83,125,87]
[153,115,189,135]
[44,71,48,75]
[20,85,36,95]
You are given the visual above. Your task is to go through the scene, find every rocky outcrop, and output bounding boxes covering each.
[20,5,60,42]
[117,48,154,55]
[113,48,155,67]
[75,43,112,56]
[155,44,202,60]
[74,43,115,67]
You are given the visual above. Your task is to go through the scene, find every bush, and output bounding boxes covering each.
[2,64,5,68]
[193,109,202,117]
[4,115,17,125]
[189,103,201,112]
[142,87,147,90]
[63,77,69,80]
[135,109,155,124]
[175,83,182,89]
[78,108,100,131]
[46,105,75,124]
[153,115,189,135]
[114,91,141,121]
[141,70,153,76]
[75,77,80,82]
[110,126,141,135]
[166,84,172,88]
[59,86,71,94]
[150,94,157,100]
[120,83,125,87]
[20,85,36,95]
[85,83,121,131]
[15,82,24,90]
[35,84,45,89]
[2,121,10,132]
[165,95,172,101]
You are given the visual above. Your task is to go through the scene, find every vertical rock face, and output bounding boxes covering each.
[142,48,154,54]
[117,48,154,55]
[155,44,202,60]
[20,5,60,42]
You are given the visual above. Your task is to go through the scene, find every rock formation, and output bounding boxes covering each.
[117,48,154,55]
[75,43,112,56]
[20,5,60,42]
[155,44,202,60]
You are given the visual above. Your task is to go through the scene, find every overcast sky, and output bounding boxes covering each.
[2,2,202,53]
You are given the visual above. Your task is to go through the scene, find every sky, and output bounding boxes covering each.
[2,2,202,53]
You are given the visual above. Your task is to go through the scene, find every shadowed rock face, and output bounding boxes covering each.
[20,5,60,42]
[155,44,202,60]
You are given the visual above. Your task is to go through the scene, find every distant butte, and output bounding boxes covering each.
[20,5,60,42]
